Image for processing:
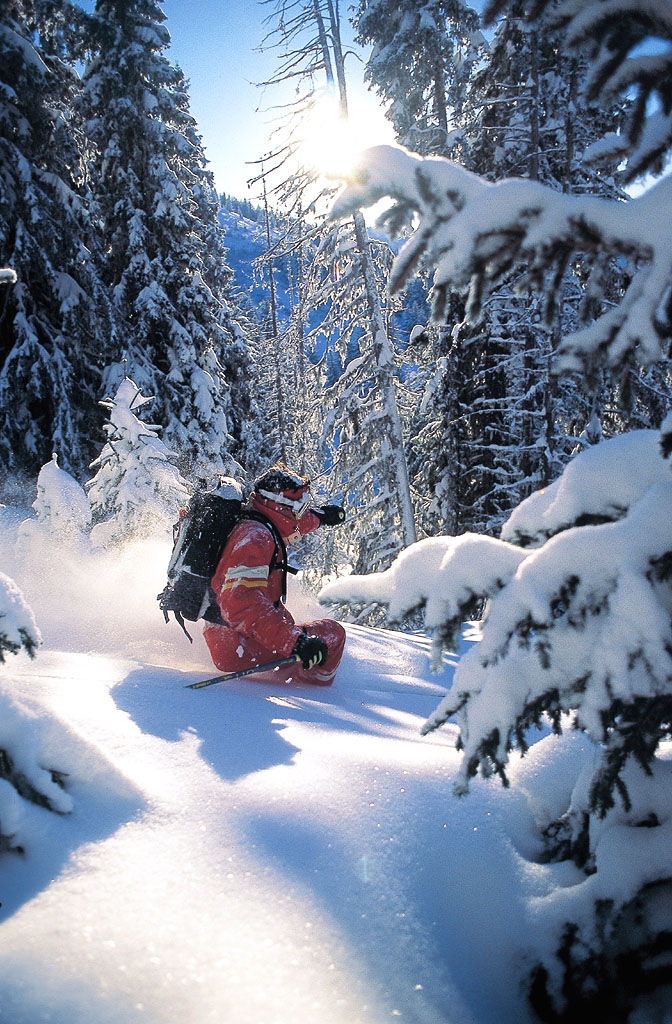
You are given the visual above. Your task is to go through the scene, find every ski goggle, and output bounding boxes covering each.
[257,488,312,519]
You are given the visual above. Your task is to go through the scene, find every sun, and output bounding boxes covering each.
[298,92,394,182]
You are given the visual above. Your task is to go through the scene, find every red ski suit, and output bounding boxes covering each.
[203,498,345,686]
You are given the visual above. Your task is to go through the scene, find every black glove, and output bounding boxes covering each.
[314,504,345,526]
[293,632,328,670]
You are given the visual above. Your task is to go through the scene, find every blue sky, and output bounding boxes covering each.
[162,0,394,201]
[163,0,276,198]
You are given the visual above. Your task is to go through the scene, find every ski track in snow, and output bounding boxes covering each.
[0,618,535,1024]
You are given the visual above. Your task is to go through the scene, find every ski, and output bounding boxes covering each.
[185,654,301,689]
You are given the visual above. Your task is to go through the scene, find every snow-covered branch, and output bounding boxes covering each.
[0,572,40,662]
[320,429,672,814]
[424,478,672,785]
[320,533,527,662]
[485,0,672,180]
[502,429,672,546]
[331,145,672,378]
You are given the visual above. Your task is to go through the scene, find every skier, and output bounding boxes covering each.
[203,464,346,686]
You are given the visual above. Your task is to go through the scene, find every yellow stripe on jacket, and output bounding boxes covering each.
[221,564,270,591]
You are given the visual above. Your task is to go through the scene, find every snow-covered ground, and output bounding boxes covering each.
[0,515,592,1024]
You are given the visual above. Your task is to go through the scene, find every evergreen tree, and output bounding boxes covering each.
[471,14,621,516]
[78,0,255,482]
[355,0,483,157]
[15,453,91,559]
[354,0,653,540]
[0,570,40,661]
[86,376,189,548]
[463,0,636,473]
[322,424,672,1021]
[0,0,115,486]
[238,169,306,471]
[215,197,292,476]
[304,212,413,573]
[328,0,672,1011]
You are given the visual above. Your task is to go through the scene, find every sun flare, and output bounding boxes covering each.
[299,94,393,181]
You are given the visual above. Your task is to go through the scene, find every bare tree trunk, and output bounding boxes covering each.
[352,211,417,544]
[529,30,540,181]
[325,1,417,545]
[259,0,417,550]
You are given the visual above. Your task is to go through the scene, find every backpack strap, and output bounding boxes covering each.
[242,510,298,600]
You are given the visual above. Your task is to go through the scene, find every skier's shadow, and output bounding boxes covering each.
[113,666,313,782]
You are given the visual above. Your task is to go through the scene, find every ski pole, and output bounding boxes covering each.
[185,654,301,690]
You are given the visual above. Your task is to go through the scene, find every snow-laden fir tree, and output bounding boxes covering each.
[0,564,73,851]
[324,0,672,1014]
[216,197,291,475]
[86,377,189,549]
[0,570,40,663]
[0,569,73,853]
[354,0,663,540]
[172,67,267,478]
[237,178,307,469]
[0,0,115,486]
[78,0,254,482]
[321,424,672,1020]
[0,447,55,837]
[355,0,484,159]
[464,0,663,438]
[356,0,565,537]
[15,453,91,563]
[290,205,415,575]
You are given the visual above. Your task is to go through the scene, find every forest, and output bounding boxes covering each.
[2,0,669,569]
[1,0,672,1020]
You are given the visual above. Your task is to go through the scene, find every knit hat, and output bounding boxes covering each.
[253,463,311,518]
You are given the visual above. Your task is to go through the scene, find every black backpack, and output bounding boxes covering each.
[157,477,290,641]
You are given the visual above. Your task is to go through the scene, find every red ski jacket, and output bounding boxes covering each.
[210,501,322,657]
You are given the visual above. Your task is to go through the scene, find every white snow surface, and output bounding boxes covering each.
[1,473,667,1024]
[0,509,593,1024]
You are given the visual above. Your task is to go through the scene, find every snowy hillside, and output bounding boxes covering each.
[219,206,272,300]
[219,205,296,326]
[0,509,591,1024]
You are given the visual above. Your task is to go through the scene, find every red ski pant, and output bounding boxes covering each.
[203,618,346,687]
